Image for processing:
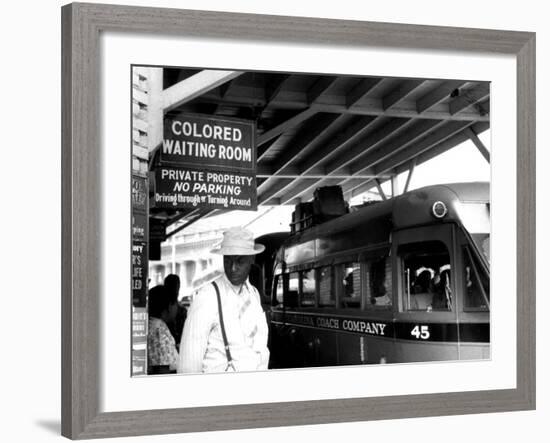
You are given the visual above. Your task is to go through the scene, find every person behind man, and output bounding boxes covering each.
[178,227,269,373]
[147,285,179,374]
[164,274,187,347]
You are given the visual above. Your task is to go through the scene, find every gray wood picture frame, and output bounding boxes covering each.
[61,2,536,439]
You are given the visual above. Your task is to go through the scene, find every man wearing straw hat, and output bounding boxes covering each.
[178,227,269,373]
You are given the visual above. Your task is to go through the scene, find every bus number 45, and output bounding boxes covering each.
[411,325,430,340]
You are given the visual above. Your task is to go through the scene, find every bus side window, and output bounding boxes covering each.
[300,269,316,307]
[274,274,284,306]
[365,256,392,307]
[463,246,490,311]
[285,272,299,308]
[340,262,361,308]
[318,266,335,307]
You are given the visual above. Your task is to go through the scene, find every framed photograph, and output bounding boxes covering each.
[62,2,535,439]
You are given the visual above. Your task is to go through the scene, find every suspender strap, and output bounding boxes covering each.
[212,281,234,368]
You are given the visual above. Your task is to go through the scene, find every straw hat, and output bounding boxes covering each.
[211,227,265,255]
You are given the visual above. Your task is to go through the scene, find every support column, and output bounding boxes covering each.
[391,172,399,197]
[374,179,387,201]
[466,127,490,163]
[403,159,417,193]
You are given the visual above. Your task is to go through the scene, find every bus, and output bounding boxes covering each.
[265,183,490,368]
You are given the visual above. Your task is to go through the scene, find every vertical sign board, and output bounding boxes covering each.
[155,113,257,210]
[131,241,148,305]
[132,212,147,243]
[131,175,148,306]
[131,306,148,375]
[131,174,148,375]
[132,173,148,212]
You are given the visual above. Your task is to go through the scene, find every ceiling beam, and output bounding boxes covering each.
[262,179,320,206]
[449,83,490,115]
[259,172,387,179]
[476,98,490,116]
[257,164,391,179]
[219,79,234,99]
[397,123,490,174]
[274,168,379,205]
[347,119,446,176]
[382,79,425,110]
[257,74,292,120]
[162,70,243,113]
[211,79,237,114]
[257,114,346,193]
[346,123,490,199]
[315,100,489,121]
[193,93,489,121]
[271,114,344,173]
[257,178,299,204]
[258,168,392,203]
[257,133,284,160]
[416,80,468,113]
[257,76,339,148]
[298,115,379,174]
[342,120,476,197]
[324,118,412,173]
[346,78,383,108]
[257,108,317,146]
[257,115,379,203]
[336,120,450,196]
[371,120,473,173]
[307,76,338,104]
[265,74,292,104]
[267,118,410,204]
[256,166,320,178]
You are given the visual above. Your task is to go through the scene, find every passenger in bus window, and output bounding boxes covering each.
[341,263,361,308]
[319,266,335,306]
[301,270,316,306]
[464,263,488,309]
[465,266,476,306]
[410,270,434,310]
[369,258,391,306]
[343,268,354,296]
[431,269,452,310]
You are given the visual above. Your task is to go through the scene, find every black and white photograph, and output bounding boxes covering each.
[3,0,545,441]
[131,67,491,376]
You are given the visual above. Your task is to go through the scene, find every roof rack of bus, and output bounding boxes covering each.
[290,186,350,234]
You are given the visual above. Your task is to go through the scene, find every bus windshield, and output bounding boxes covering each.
[457,202,490,264]
[471,233,490,264]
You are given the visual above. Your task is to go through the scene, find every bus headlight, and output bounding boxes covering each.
[432,201,448,219]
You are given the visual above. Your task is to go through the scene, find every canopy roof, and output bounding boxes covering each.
[148,68,490,234]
